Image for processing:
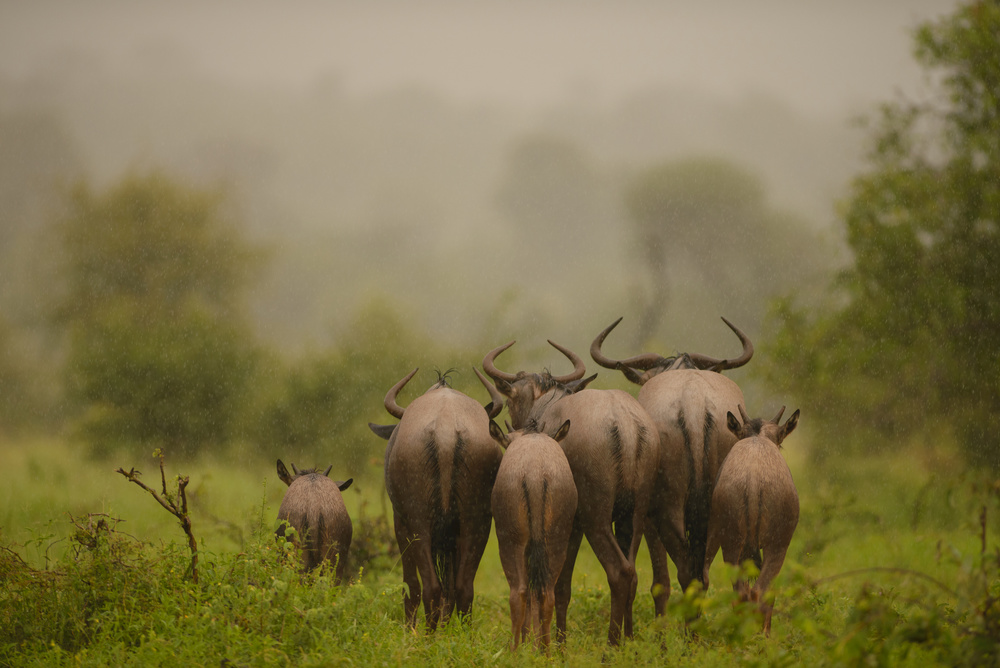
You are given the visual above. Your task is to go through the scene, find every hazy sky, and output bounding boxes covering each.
[0,0,958,117]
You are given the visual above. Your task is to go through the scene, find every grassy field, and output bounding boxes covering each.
[1,435,997,666]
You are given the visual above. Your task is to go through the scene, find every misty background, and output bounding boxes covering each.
[0,0,961,466]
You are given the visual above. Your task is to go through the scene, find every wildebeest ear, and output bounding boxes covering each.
[553,419,571,443]
[337,478,353,492]
[778,409,800,445]
[565,373,598,393]
[617,363,646,386]
[492,376,514,397]
[276,459,294,486]
[368,422,396,440]
[322,465,333,477]
[726,411,741,438]
[488,420,510,448]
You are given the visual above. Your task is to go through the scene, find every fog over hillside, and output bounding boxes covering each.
[0,1,958,356]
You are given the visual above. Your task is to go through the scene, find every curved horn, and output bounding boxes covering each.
[291,462,301,476]
[322,465,333,477]
[474,367,506,419]
[772,405,786,424]
[547,340,586,383]
[384,368,419,419]
[686,317,754,371]
[482,341,518,384]
[590,317,668,371]
[738,404,751,425]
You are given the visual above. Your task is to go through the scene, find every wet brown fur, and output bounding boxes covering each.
[275,460,353,584]
[483,342,658,646]
[704,406,800,635]
[490,421,577,654]
[372,370,503,632]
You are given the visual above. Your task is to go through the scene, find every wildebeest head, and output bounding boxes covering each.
[725,405,800,448]
[590,316,754,385]
[276,459,354,491]
[482,340,596,430]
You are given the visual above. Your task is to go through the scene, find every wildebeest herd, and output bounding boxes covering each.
[274,317,800,653]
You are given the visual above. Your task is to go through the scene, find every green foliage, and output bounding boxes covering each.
[55,172,264,458]
[1,435,999,666]
[760,0,1000,470]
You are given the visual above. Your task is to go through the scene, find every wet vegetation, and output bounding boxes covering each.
[1,0,999,664]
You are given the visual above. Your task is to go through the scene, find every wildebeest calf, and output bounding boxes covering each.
[703,405,799,635]
[276,459,353,584]
[489,420,577,654]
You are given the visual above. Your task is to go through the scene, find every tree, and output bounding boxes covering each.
[759,1,1000,469]
[56,172,263,457]
[623,157,827,347]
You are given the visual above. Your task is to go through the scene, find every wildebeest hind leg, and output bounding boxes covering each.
[554,526,585,645]
[587,524,635,645]
[395,516,422,629]
[455,513,492,620]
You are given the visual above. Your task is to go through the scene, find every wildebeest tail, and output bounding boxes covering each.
[524,478,550,605]
[431,505,459,594]
[612,490,636,557]
[526,538,549,606]
[739,488,764,571]
[685,484,711,587]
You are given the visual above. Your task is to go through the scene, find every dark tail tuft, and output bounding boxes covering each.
[526,538,550,606]
[612,490,637,557]
[432,507,459,596]
[686,485,712,585]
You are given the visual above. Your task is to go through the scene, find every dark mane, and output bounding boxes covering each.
[433,368,458,388]
[660,352,695,371]
[742,417,767,437]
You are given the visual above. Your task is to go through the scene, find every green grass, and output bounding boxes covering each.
[1,436,997,666]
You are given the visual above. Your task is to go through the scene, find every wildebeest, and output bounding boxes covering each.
[369,368,504,631]
[704,405,800,635]
[489,419,577,654]
[275,459,354,584]
[590,316,753,614]
[483,340,658,646]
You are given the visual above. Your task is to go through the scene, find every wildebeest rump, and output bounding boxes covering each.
[369,368,504,631]
[704,405,800,636]
[489,419,577,654]
[275,459,354,584]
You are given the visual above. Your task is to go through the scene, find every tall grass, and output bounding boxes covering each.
[1,436,997,666]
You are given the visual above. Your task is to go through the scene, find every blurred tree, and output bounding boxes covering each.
[623,157,827,346]
[56,172,264,458]
[758,1,1000,469]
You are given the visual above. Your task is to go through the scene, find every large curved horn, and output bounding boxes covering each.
[474,367,506,419]
[686,317,754,371]
[590,317,667,371]
[482,341,519,384]
[384,368,419,419]
[547,340,586,383]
